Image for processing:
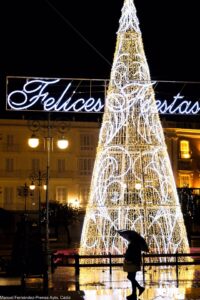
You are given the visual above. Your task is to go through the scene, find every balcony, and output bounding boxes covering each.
[0,169,76,179]
[178,159,193,171]
[0,144,21,152]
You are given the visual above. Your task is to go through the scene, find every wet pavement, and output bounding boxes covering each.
[51,265,200,299]
[1,229,200,299]
[1,265,199,299]
[1,231,200,298]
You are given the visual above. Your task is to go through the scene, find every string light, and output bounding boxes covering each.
[80,0,190,262]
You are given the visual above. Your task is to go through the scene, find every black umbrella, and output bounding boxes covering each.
[118,229,149,252]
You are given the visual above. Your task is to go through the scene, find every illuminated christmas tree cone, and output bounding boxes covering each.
[80,0,190,262]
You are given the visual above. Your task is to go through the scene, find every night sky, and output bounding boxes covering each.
[1,0,200,119]
[1,0,200,80]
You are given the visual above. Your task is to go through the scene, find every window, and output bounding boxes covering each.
[5,158,14,172]
[6,135,14,151]
[57,159,66,172]
[79,187,90,208]
[56,187,67,203]
[180,140,191,159]
[4,187,14,208]
[179,174,192,188]
[7,134,14,145]
[80,134,94,151]
[78,158,94,175]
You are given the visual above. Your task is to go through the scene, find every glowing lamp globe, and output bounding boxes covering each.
[57,138,69,149]
[29,182,35,190]
[28,135,39,148]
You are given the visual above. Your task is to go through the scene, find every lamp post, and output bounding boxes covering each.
[17,182,29,216]
[27,116,69,290]
[29,170,47,231]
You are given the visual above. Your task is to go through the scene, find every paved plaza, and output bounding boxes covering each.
[1,265,200,299]
[1,242,200,299]
[51,265,200,299]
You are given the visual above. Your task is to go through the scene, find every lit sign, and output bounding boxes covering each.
[6,77,200,115]
[156,93,200,115]
[7,78,104,113]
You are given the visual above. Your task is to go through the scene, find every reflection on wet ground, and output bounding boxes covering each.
[52,265,200,299]
[1,265,200,299]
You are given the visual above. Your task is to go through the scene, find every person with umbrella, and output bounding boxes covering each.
[118,230,149,300]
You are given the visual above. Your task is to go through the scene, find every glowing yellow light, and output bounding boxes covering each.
[69,199,80,209]
[28,134,39,148]
[180,140,191,159]
[57,138,69,149]
[29,182,35,190]
[135,183,142,190]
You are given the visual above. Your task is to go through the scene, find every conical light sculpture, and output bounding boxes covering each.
[80,0,190,260]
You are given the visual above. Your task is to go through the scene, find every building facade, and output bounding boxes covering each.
[163,119,200,190]
[0,118,200,212]
[0,119,99,211]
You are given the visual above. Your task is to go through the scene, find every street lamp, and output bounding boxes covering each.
[29,170,47,230]
[28,119,69,151]
[69,198,80,210]
[57,137,69,150]
[28,134,68,150]
[27,117,69,289]
[28,134,40,148]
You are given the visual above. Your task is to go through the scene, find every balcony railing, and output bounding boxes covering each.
[0,169,76,178]
[0,144,21,152]
[178,159,193,170]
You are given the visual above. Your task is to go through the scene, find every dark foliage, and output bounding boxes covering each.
[41,200,80,244]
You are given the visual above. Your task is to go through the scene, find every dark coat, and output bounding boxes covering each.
[125,241,142,266]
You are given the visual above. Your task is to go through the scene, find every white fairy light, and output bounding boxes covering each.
[80,0,190,262]
[118,0,140,33]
